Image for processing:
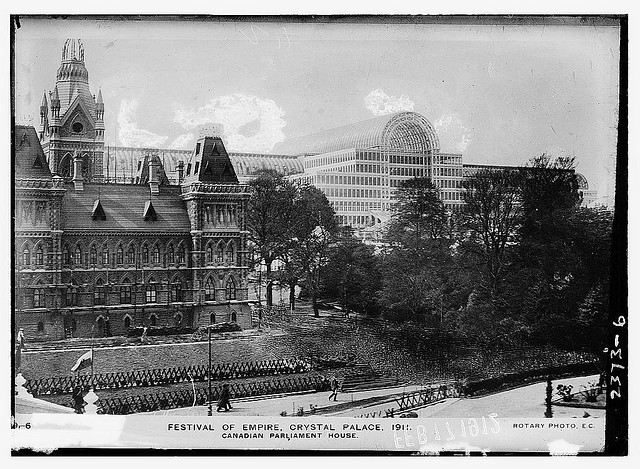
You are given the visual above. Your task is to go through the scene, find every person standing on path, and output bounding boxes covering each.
[72,382,84,414]
[217,383,232,412]
[328,377,340,401]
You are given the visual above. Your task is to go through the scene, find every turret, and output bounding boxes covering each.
[39,91,48,140]
[50,86,60,119]
[96,88,104,120]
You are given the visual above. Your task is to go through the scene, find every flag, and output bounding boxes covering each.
[71,350,92,373]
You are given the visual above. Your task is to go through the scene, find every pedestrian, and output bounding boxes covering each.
[72,382,84,414]
[217,383,232,412]
[141,326,148,344]
[328,377,340,401]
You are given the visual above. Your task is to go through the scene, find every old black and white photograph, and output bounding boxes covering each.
[9,14,627,455]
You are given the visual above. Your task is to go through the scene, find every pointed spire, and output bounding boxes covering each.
[52,85,59,103]
[41,90,48,108]
[97,88,103,104]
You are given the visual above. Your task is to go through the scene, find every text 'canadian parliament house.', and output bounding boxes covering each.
[14,39,598,341]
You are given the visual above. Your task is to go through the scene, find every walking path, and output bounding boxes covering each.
[147,375,603,419]
[148,384,424,417]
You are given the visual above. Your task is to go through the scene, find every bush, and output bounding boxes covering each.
[126,325,194,338]
[191,323,243,340]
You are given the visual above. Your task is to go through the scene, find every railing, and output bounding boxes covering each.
[25,358,311,396]
[355,383,462,418]
[94,375,328,414]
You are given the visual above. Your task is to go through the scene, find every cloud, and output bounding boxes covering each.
[365,89,415,116]
[434,113,472,153]
[117,99,169,147]
[169,133,195,150]
[174,94,286,153]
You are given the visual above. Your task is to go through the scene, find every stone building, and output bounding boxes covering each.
[15,124,252,341]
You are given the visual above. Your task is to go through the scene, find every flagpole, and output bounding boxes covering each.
[90,324,95,383]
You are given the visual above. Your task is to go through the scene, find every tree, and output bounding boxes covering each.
[381,177,451,323]
[320,227,383,316]
[286,184,338,317]
[246,171,297,306]
[461,168,521,299]
[386,177,447,255]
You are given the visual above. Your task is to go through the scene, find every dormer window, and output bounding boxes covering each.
[91,200,106,221]
[143,201,158,221]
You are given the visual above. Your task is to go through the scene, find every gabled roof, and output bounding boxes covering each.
[59,92,96,128]
[14,126,52,179]
[62,184,190,232]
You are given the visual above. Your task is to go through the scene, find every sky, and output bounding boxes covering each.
[13,17,620,204]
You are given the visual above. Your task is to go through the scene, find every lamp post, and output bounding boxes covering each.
[207,324,212,416]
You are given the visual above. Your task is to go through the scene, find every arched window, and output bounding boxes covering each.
[210,313,216,324]
[145,280,157,303]
[124,315,132,329]
[90,245,97,265]
[116,245,124,265]
[225,242,235,264]
[120,278,132,304]
[73,246,82,266]
[102,246,110,265]
[216,243,224,263]
[204,277,216,301]
[167,244,175,264]
[175,313,183,327]
[62,246,70,266]
[177,245,186,265]
[127,246,136,265]
[22,246,30,266]
[37,321,45,332]
[170,280,183,302]
[206,243,214,263]
[149,314,157,326]
[35,245,44,266]
[65,285,78,307]
[141,244,149,264]
[152,245,160,264]
[94,278,106,305]
[225,277,236,301]
[231,311,237,323]
[33,287,45,308]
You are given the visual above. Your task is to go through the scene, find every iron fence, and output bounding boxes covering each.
[25,358,311,397]
[89,375,328,414]
[354,383,461,418]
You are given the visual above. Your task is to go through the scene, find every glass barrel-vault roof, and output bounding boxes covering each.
[274,111,440,156]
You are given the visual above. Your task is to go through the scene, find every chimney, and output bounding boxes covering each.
[149,157,159,195]
[176,160,184,183]
[73,152,84,191]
